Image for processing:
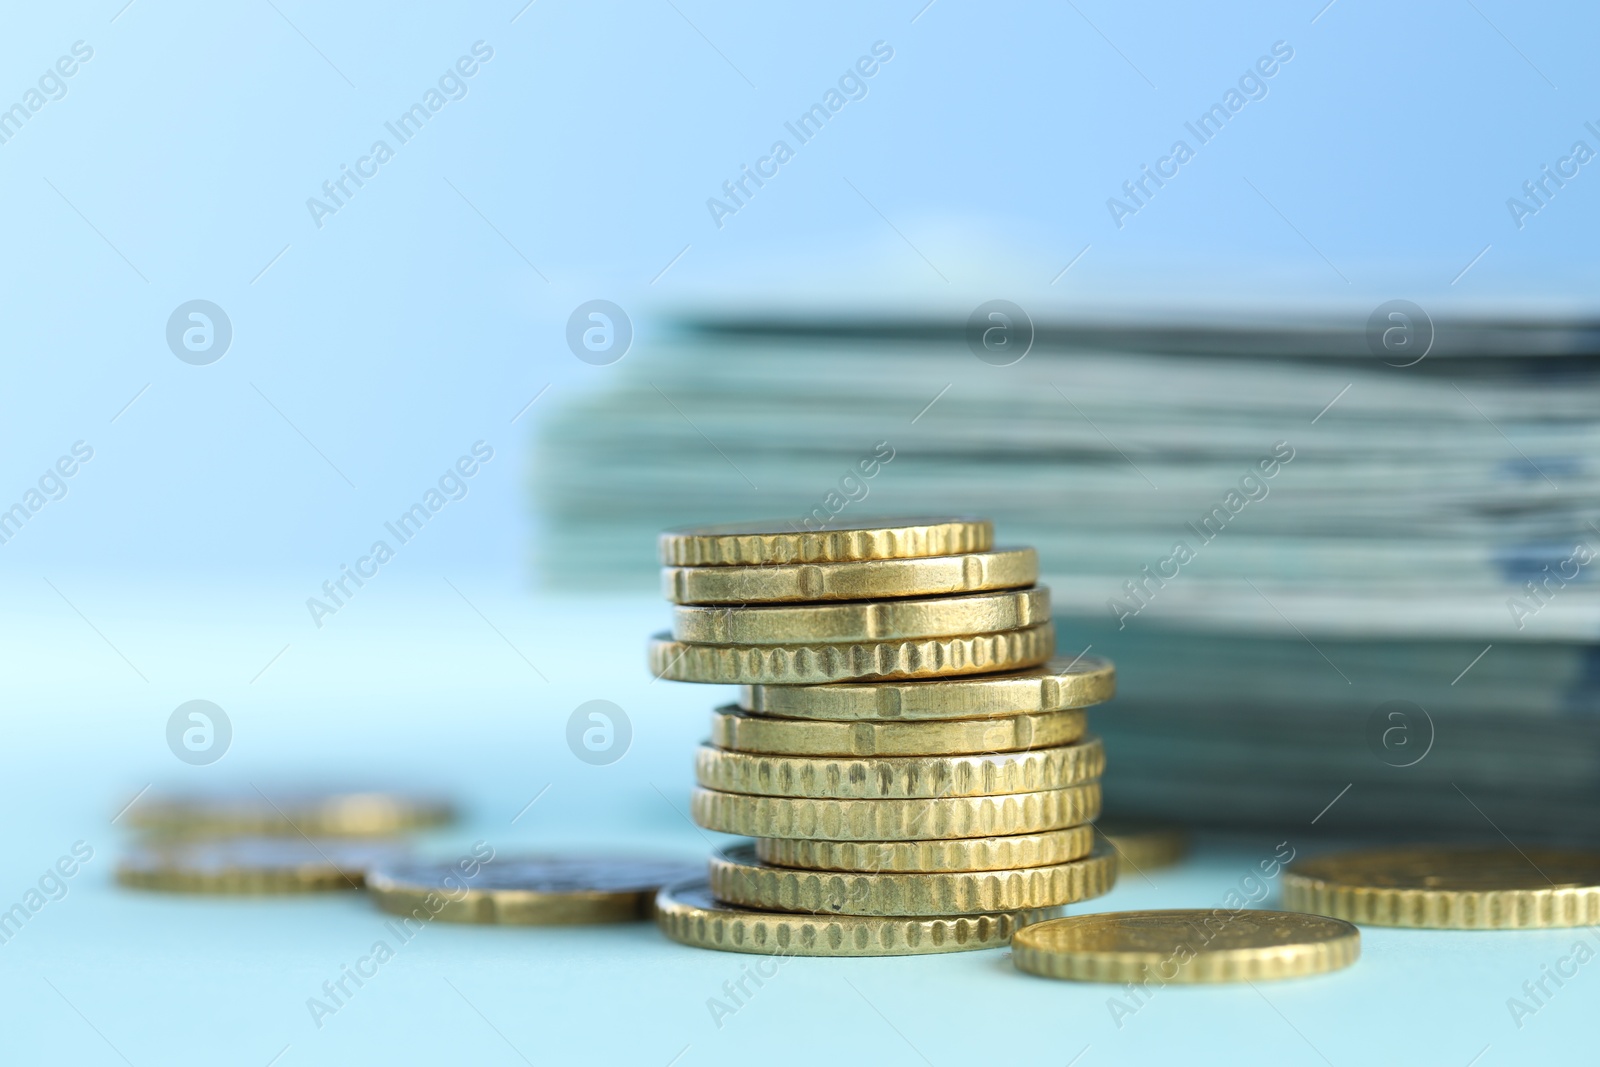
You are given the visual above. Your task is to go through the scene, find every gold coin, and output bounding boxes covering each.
[691,782,1100,840]
[672,587,1050,645]
[367,856,702,924]
[648,623,1055,685]
[755,827,1095,873]
[122,789,455,837]
[116,837,401,894]
[661,547,1037,605]
[658,516,992,567]
[1013,909,1359,983]
[710,842,1116,916]
[694,738,1104,798]
[1096,820,1190,874]
[655,878,1058,956]
[709,706,1085,757]
[740,654,1114,720]
[1281,847,1600,929]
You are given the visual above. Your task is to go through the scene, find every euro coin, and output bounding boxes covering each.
[122,789,455,837]
[694,738,1104,798]
[648,623,1055,685]
[739,654,1114,720]
[1281,847,1600,929]
[655,878,1057,956]
[709,842,1116,916]
[754,826,1096,873]
[708,706,1086,757]
[1012,909,1360,983]
[658,517,992,567]
[671,587,1050,644]
[116,837,402,893]
[661,547,1037,604]
[367,856,702,924]
[691,782,1101,840]
[1096,820,1190,874]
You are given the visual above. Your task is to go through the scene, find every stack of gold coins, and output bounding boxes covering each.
[649,516,1119,956]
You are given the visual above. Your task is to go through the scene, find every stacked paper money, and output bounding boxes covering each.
[537,314,1600,840]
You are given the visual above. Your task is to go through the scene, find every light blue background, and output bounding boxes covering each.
[0,1,1595,1062]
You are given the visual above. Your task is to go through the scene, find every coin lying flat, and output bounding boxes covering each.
[655,879,1057,956]
[1096,820,1190,874]
[1013,909,1359,983]
[691,783,1101,841]
[1281,847,1600,929]
[710,842,1116,916]
[755,826,1096,873]
[367,856,702,924]
[648,624,1056,685]
[658,517,993,567]
[116,837,403,893]
[709,706,1085,758]
[739,654,1115,721]
[695,738,1104,798]
[661,548,1038,605]
[672,587,1050,645]
[122,789,455,837]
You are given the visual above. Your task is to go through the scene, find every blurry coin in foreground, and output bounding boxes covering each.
[117,837,402,893]
[655,878,1058,956]
[1282,847,1600,928]
[122,789,455,837]
[1013,909,1360,983]
[1096,820,1190,874]
[367,855,702,924]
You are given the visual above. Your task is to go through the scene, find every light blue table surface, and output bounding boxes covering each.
[0,591,1584,1066]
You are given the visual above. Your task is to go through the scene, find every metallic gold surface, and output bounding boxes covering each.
[672,587,1050,644]
[709,842,1116,916]
[708,706,1086,757]
[116,837,400,894]
[647,623,1055,685]
[739,654,1114,720]
[1096,820,1190,874]
[658,517,992,567]
[122,789,455,837]
[1281,847,1600,929]
[691,782,1101,841]
[1012,909,1361,983]
[694,738,1104,798]
[661,548,1037,605]
[655,878,1058,956]
[754,827,1095,873]
[367,856,701,924]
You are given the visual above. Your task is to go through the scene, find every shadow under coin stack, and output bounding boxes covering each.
[648,516,1119,956]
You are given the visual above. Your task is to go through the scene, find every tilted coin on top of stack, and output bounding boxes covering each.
[649,516,1119,956]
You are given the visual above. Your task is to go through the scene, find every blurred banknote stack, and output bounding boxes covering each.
[537,310,1600,841]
